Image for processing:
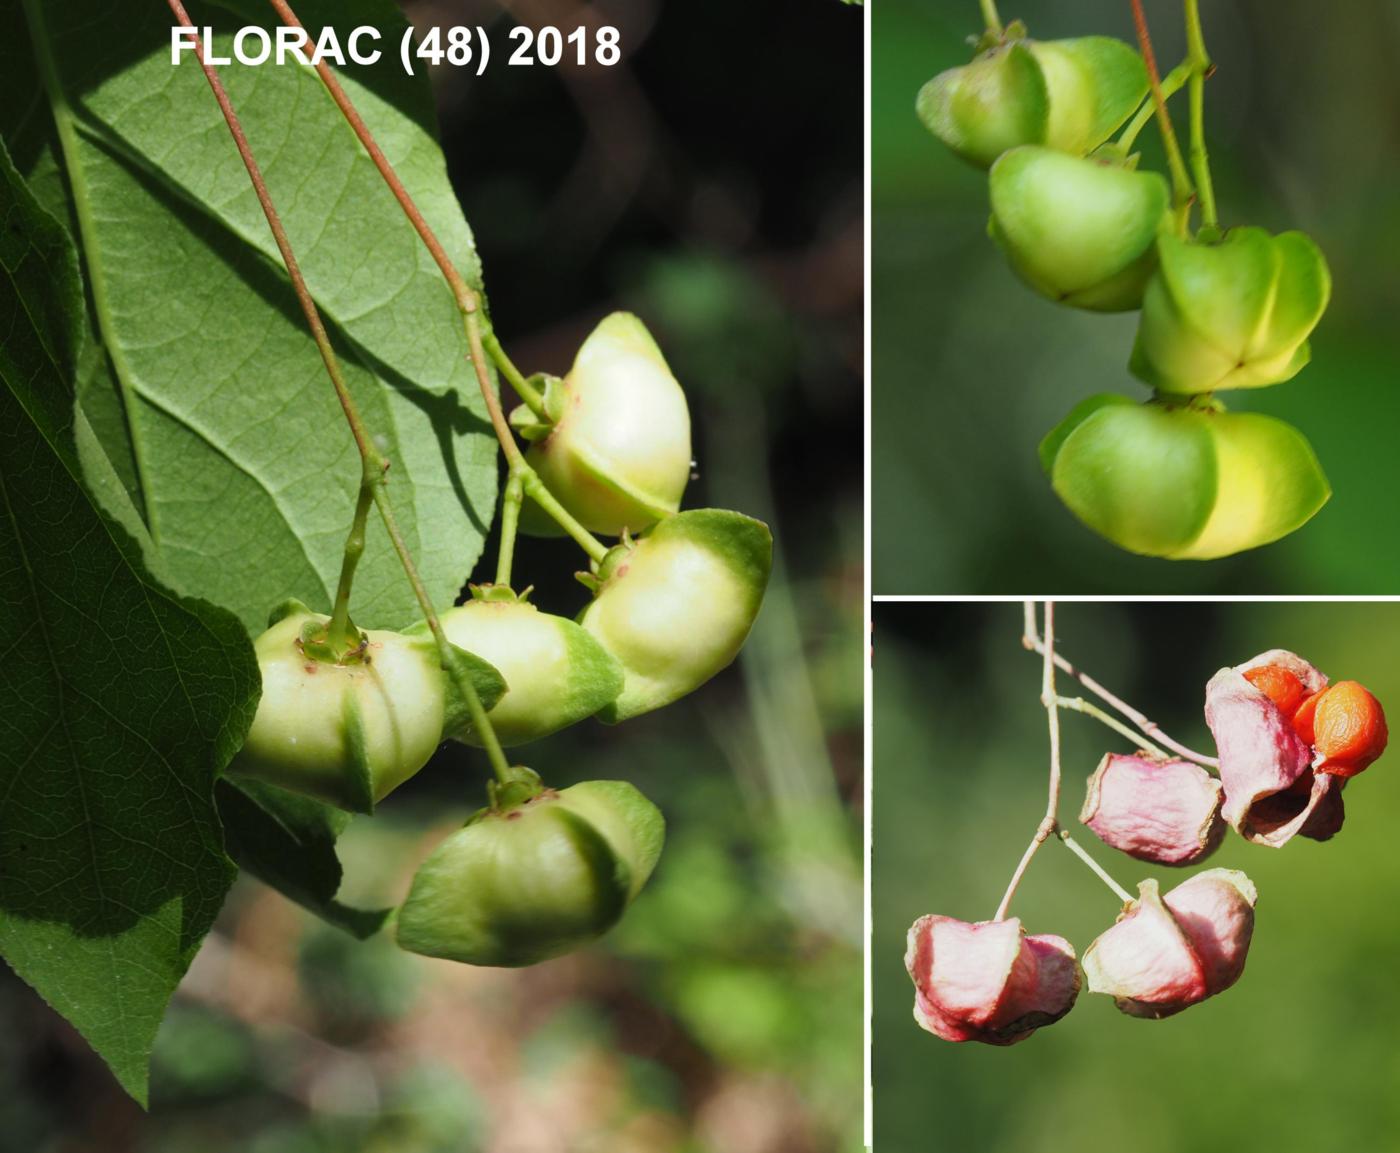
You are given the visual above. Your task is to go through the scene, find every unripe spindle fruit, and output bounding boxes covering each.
[434,586,623,747]
[1041,394,1330,560]
[229,601,505,813]
[396,778,665,967]
[515,313,691,537]
[1131,227,1331,394]
[989,146,1169,311]
[917,34,1148,169]
[579,509,772,722]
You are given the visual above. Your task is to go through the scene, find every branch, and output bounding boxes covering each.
[166,0,513,786]
[995,601,1062,922]
[265,0,609,564]
[1022,605,1218,768]
[1131,0,1195,228]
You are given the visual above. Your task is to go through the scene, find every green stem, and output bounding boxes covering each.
[483,331,548,420]
[325,473,377,652]
[264,0,607,565]
[461,318,609,565]
[522,473,609,563]
[1116,61,1191,152]
[368,484,511,783]
[1184,0,1218,231]
[1055,696,1169,760]
[1131,0,1195,232]
[495,472,524,587]
[979,0,1002,36]
[169,0,512,787]
[1057,830,1134,904]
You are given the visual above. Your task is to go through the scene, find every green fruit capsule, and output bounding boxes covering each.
[917,36,1148,168]
[579,509,771,722]
[396,779,665,967]
[989,146,1170,311]
[229,602,505,813]
[434,586,623,747]
[1041,395,1331,560]
[515,312,691,537]
[1131,227,1332,393]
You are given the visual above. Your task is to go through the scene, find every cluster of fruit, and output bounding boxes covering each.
[919,16,1332,559]
[229,313,772,967]
[906,649,1387,1043]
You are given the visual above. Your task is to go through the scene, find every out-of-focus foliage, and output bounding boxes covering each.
[0,0,863,1148]
[874,0,1400,592]
[874,601,1400,1151]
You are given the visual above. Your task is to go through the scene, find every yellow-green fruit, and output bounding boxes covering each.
[918,36,1148,168]
[580,509,772,722]
[229,604,504,813]
[436,591,623,747]
[395,780,665,967]
[989,146,1170,311]
[1041,395,1331,560]
[1131,228,1331,393]
[521,312,691,537]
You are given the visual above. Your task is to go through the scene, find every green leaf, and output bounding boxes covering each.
[0,138,260,1106]
[216,777,390,940]
[1,0,499,634]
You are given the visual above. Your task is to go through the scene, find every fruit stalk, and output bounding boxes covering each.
[979,0,1003,37]
[1056,829,1134,904]
[1023,602,1219,767]
[1184,0,1218,231]
[1116,60,1191,152]
[1054,695,1169,760]
[1131,0,1195,229]
[481,331,547,417]
[495,473,525,587]
[167,0,514,785]
[265,0,610,564]
[325,477,376,654]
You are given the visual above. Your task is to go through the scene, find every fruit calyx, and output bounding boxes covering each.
[972,18,1028,54]
[487,764,546,812]
[507,374,567,441]
[467,582,534,605]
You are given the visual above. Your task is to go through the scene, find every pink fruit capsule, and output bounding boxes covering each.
[1083,868,1257,1019]
[1080,752,1224,866]
[904,915,1080,1046]
[1205,649,1344,847]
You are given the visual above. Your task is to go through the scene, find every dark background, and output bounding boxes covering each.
[873,0,1400,593]
[0,2,865,1151]
[873,600,1400,1152]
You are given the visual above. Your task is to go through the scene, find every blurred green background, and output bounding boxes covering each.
[873,601,1400,1151]
[0,1,863,1150]
[873,0,1400,593]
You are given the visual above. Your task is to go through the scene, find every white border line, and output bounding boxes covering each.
[861,0,874,1143]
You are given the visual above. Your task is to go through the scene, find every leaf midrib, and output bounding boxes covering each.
[21,0,161,548]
